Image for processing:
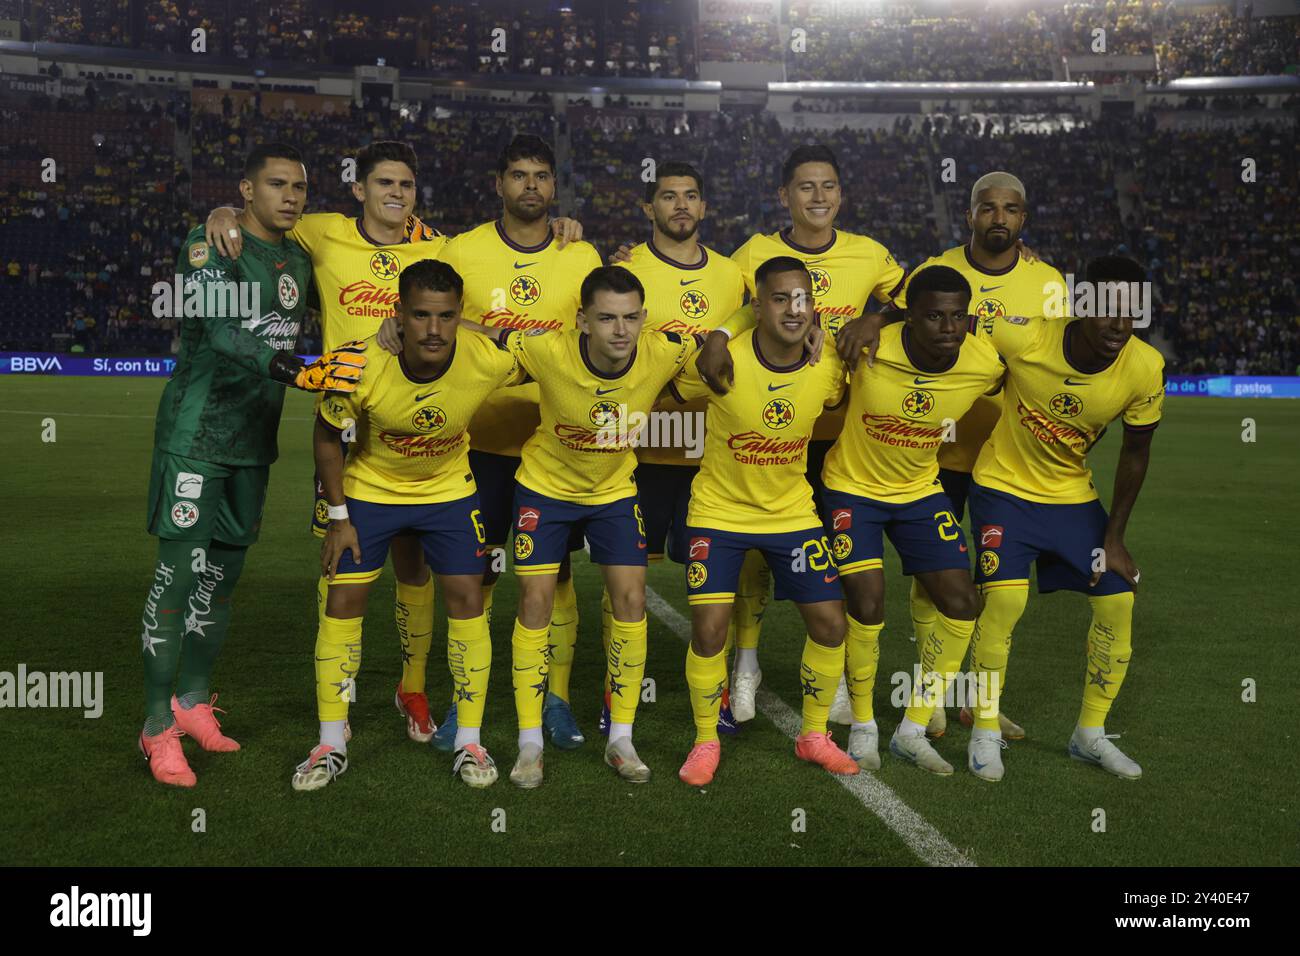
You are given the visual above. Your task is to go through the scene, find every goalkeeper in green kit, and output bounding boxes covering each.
[137,143,367,787]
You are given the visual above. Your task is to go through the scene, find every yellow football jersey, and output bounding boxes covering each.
[822,322,1004,504]
[318,331,523,505]
[896,245,1069,474]
[289,212,448,351]
[440,220,603,458]
[730,228,903,441]
[503,329,697,505]
[622,239,746,467]
[675,329,847,534]
[971,316,1165,504]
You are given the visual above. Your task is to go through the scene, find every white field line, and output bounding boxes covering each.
[645,585,976,868]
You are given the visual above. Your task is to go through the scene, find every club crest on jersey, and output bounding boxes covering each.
[762,397,795,430]
[808,268,831,297]
[1050,392,1084,419]
[686,561,708,589]
[688,537,711,560]
[514,533,534,560]
[831,508,852,531]
[188,242,209,267]
[832,533,853,562]
[314,499,330,525]
[412,405,447,433]
[980,525,1004,549]
[901,389,936,420]
[679,289,710,319]
[589,400,621,428]
[171,500,199,528]
[277,273,300,310]
[510,275,542,306]
[980,551,1000,576]
[517,507,540,532]
[369,250,400,281]
[974,298,1005,319]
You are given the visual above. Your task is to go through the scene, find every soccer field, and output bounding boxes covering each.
[2,377,1295,867]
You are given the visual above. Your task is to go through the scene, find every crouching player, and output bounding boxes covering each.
[293,260,525,791]
[500,266,701,788]
[817,266,1003,774]
[671,256,859,786]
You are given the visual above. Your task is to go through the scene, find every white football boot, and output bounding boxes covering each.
[889,728,954,776]
[509,742,545,789]
[967,731,1006,782]
[1069,728,1142,779]
[730,668,762,722]
[847,723,880,770]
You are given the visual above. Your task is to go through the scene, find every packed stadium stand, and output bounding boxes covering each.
[0,0,1296,371]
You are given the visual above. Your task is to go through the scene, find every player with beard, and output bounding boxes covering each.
[378,135,602,753]
[839,172,1067,741]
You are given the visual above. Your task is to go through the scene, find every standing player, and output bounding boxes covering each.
[692,144,905,725]
[607,161,746,734]
[137,144,367,787]
[208,140,586,747]
[671,257,860,786]
[886,171,1068,740]
[410,135,603,753]
[818,266,1002,771]
[498,266,701,787]
[295,260,524,791]
[895,256,1164,781]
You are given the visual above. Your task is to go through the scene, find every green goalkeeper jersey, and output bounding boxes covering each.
[153,224,313,466]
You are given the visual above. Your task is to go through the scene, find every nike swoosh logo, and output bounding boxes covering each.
[768,383,793,391]
[913,376,938,385]
[1063,378,1090,386]
[274,260,288,269]
[475,548,486,558]
[415,390,439,401]
[595,386,621,396]
[513,261,538,270]
[972,757,987,770]
[679,278,701,286]
[823,574,838,584]
[637,542,647,549]
[979,285,1002,293]
[512,665,535,671]
[805,258,825,265]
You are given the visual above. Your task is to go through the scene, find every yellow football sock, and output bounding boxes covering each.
[968,583,1028,731]
[845,615,883,723]
[1078,592,1135,728]
[482,582,495,627]
[511,618,550,731]
[396,576,434,694]
[448,613,491,729]
[799,637,845,734]
[316,614,362,722]
[904,612,976,726]
[909,577,938,646]
[547,576,579,702]
[685,645,727,744]
[732,550,769,650]
[607,615,648,725]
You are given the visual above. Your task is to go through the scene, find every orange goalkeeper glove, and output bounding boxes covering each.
[293,340,367,392]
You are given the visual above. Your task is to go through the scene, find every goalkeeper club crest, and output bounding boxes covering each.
[589,400,621,428]
[762,397,795,430]
[277,273,300,310]
[679,289,709,319]
[902,388,936,420]
[369,250,401,280]
[686,561,708,589]
[412,404,448,433]
[171,500,199,529]
[808,267,831,297]
[1050,392,1084,419]
[510,274,542,306]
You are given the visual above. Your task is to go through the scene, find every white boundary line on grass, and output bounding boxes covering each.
[0,409,317,423]
[645,585,975,868]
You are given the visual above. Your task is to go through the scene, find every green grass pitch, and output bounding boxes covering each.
[1,377,1295,866]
